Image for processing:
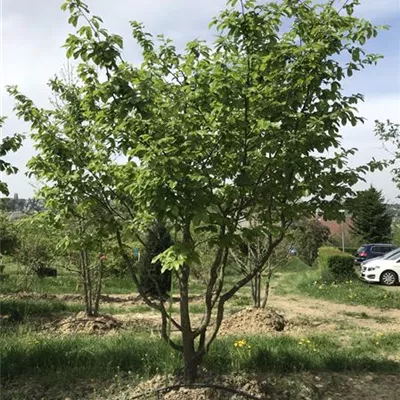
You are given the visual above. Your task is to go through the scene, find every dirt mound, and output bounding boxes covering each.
[219,308,287,336]
[124,372,265,400]
[43,312,123,335]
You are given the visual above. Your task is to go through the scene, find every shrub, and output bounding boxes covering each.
[335,247,358,256]
[322,254,356,283]
[138,222,173,299]
[317,246,343,270]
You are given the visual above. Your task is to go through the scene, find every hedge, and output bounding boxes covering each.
[318,247,356,283]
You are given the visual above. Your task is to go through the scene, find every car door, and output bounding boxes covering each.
[381,246,393,255]
[392,255,400,277]
[370,246,383,258]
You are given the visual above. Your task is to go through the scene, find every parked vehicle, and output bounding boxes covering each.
[360,252,400,286]
[355,244,397,265]
[360,247,400,267]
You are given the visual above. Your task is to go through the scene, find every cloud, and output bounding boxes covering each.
[352,0,400,20]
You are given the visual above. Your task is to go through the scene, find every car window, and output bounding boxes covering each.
[383,248,400,259]
[381,246,394,254]
[371,246,380,254]
[387,251,400,260]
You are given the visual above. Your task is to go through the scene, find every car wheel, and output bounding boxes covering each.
[380,271,398,286]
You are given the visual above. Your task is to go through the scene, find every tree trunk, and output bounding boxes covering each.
[80,249,93,316]
[179,263,199,383]
[251,275,257,307]
[252,270,262,308]
[262,267,273,309]
[182,334,198,383]
[256,271,261,308]
[93,257,104,316]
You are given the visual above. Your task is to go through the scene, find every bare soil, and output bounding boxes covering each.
[219,307,287,336]
[267,292,400,333]
[115,371,400,400]
[42,312,123,335]
[3,371,400,400]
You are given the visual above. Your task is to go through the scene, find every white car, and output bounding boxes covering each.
[360,248,400,267]
[360,252,400,286]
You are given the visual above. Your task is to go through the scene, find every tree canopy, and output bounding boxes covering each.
[0,117,23,196]
[374,120,400,194]
[349,187,392,243]
[8,0,385,382]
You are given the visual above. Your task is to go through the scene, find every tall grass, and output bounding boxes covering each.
[205,334,400,374]
[0,298,68,319]
[1,332,181,380]
[2,332,399,381]
[0,272,136,295]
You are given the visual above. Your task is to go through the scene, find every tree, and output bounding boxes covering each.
[0,212,18,255]
[57,214,108,316]
[0,117,24,196]
[230,234,291,308]
[9,0,385,382]
[374,120,400,192]
[349,187,392,243]
[139,222,173,299]
[294,218,330,266]
[15,213,59,276]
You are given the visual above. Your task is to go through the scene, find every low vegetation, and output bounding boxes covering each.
[276,247,400,309]
[2,330,399,383]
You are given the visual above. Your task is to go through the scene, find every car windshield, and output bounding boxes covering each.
[384,249,400,260]
[357,246,366,254]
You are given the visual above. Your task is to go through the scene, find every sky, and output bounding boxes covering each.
[1,0,400,202]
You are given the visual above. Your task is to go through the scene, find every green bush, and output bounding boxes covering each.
[317,246,343,270]
[138,222,173,299]
[335,247,358,256]
[326,254,356,282]
[317,247,356,283]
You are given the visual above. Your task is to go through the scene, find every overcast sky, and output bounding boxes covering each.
[1,0,400,202]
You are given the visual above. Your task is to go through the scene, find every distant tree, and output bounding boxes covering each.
[15,213,59,276]
[374,120,400,192]
[349,187,392,243]
[139,222,173,299]
[0,117,23,196]
[393,223,400,246]
[294,219,330,265]
[0,212,18,255]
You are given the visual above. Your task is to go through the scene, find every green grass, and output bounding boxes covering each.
[0,298,68,319]
[280,256,310,272]
[0,332,181,380]
[205,333,400,374]
[299,277,400,309]
[343,311,393,323]
[1,331,399,382]
[275,266,400,309]
[0,271,136,295]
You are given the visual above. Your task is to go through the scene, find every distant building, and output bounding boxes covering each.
[318,217,353,238]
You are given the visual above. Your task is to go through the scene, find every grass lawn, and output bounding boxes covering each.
[0,263,136,295]
[2,329,399,383]
[275,262,400,309]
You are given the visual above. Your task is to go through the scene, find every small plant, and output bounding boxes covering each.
[233,339,252,370]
